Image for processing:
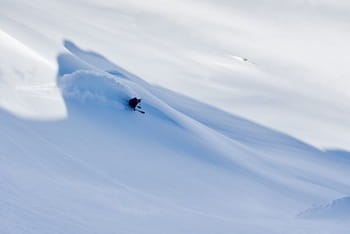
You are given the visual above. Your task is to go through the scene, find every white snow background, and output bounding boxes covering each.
[0,0,350,233]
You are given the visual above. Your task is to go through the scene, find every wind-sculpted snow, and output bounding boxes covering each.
[1,40,350,234]
[1,0,350,149]
[0,0,350,232]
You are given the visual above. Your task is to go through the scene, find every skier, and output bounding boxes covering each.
[128,97,144,114]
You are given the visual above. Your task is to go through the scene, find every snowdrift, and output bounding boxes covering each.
[1,40,350,234]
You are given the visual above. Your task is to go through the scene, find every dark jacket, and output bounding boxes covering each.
[128,97,141,110]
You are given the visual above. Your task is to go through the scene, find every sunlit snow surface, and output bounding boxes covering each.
[0,0,350,148]
[0,40,349,234]
[1,1,350,233]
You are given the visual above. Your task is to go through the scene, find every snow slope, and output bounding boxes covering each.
[0,0,350,149]
[1,41,350,233]
[1,1,350,233]
[0,29,65,119]
[299,196,350,219]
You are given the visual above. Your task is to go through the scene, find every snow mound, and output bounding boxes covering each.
[299,196,350,219]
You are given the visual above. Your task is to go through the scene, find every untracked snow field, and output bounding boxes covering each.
[0,1,350,234]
